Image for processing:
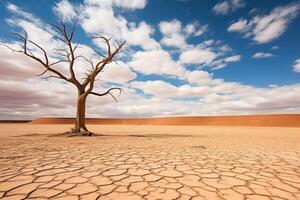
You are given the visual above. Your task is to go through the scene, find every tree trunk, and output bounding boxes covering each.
[72,88,91,135]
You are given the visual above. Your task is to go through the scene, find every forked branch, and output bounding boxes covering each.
[52,21,80,86]
[91,87,123,102]
[82,37,126,89]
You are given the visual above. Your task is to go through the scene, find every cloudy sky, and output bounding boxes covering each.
[0,0,300,119]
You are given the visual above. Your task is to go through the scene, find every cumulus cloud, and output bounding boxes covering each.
[227,19,248,32]
[159,19,207,48]
[252,52,273,59]
[122,22,160,50]
[212,0,245,15]
[53,0,77,22]
[129,49,186,77]
[77,0,159,50]
[179,48,217,65]
[101,61,137,84]
[131,80,211,98]
[293,59,300,73]
[228,2,300,43]
[186,70,213,85]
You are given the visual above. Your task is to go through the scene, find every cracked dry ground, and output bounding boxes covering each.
[0,125,300,200]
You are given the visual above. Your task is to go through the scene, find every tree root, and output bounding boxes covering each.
[63,129,95,137]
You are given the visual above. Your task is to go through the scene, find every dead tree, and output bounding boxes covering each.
[4,21,125,135]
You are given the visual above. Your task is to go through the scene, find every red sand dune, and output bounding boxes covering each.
[30,114,300,127]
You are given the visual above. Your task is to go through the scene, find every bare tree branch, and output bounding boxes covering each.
[49,59,68,67]
[69,22,77,41]
[37,69,48,77]
[92,35,112,57]
[91,47,107,59]
[41,75,62,80]
[91,87,123,102]
[75,55,94,68]
[82,37,125,93]
[0,43,22,53]
[28,39,49,64]
[73,43,79,52]
[52,22,81,86]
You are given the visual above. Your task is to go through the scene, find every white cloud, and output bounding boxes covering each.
[293,59,300,73]
[78,0,157,50]
[129,49,186,77]
[0,79,76,119]
[53,0,77,22]
[6,2,44,26]
[212,0,245,15]
[184,23,207,36]
[253,52,273,59]
[228,2,300,43]
[212,81,246,94]
[101,61,137,84]
[85,0,147,9]
[213,1,230,15]
[224,55,241,62]
[79,4,126,37]
[186,70,213,85]
[159,19,182,35]
[122,22,160,50]
[179,48,217,65]
[159,19,207,48]
[131,80,177,98]
[209,54,241,70]
[131,80,211,98]
[0,44,41,80]
[160,33,187,49]
[177,43,239,70]
[227,19,248,32]
[114,0,147,9]
[130,79,300,116]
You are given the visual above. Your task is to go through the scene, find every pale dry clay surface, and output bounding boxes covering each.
[0,124,299,200]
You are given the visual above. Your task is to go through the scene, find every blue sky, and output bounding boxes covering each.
[0,0,300,119]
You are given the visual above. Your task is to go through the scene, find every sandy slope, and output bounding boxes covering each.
[0,124,299,199]
[30,114,300,127]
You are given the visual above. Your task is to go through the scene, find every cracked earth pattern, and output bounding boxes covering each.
[0,125,300,200]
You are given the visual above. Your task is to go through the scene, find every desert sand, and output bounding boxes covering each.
[0,122,300,199]
[30,114,300,127]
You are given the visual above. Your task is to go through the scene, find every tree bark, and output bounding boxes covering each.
[72,88,90,135]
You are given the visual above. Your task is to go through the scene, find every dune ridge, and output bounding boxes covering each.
[30,114,300,127]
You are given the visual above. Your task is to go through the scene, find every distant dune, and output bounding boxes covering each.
[30,114,300,127]
[0,120,31,123]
